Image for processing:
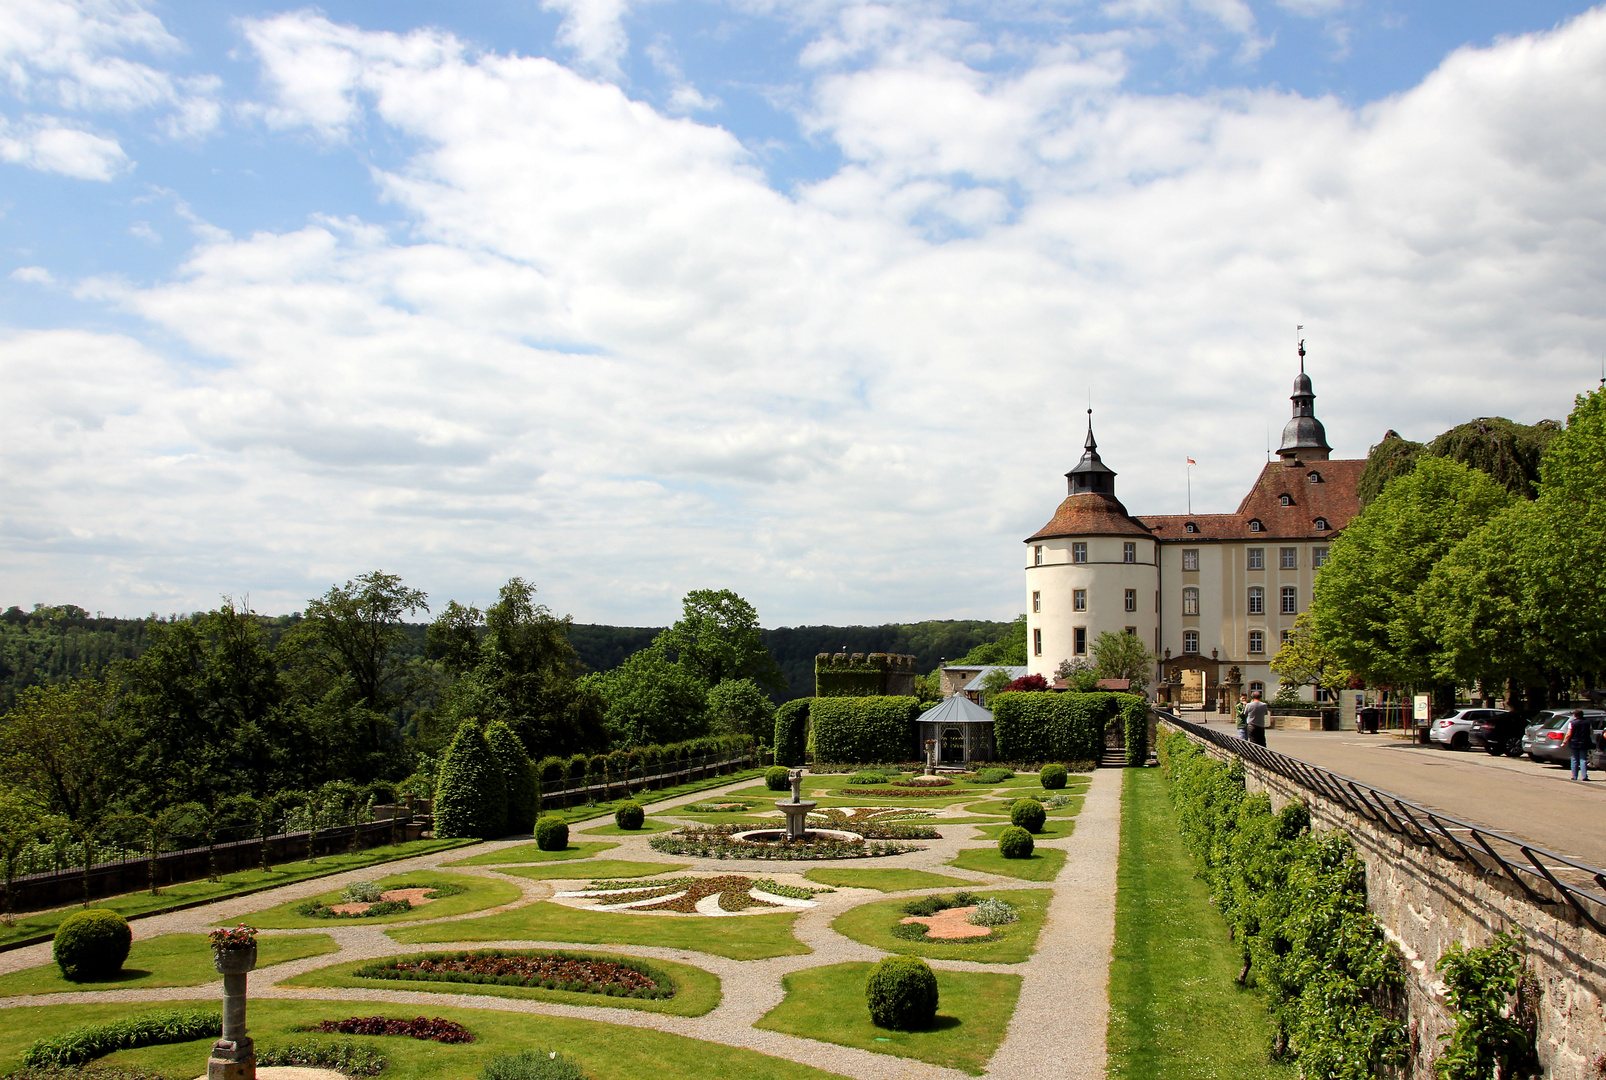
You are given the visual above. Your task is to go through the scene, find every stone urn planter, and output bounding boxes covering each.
[207,926,258,1080]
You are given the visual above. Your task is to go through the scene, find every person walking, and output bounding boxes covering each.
[1566,709,1593,781]
[1244,691,1271,747]
[1235,694,1249,740]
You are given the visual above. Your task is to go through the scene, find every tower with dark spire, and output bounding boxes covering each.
[1066,409,1117,496]
[1277,338,1332,464]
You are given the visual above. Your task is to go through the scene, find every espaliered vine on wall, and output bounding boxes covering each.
[1158,731,1408,1079]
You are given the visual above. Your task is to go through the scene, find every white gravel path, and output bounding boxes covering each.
[0,771,1122,1080]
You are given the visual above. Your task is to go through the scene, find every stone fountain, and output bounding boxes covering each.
[776,769,817,840]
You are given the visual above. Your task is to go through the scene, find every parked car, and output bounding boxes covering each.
[1429,708,1508,750]
[1522,709,1606,764]
[1469,711,1525,756]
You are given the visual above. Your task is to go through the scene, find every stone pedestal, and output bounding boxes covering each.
[207,947,256,1080]
[774,768,817,841]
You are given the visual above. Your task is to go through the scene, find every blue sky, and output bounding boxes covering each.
[3,0,1606,626]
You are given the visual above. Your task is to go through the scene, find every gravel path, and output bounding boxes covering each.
[0,771,1123,1080]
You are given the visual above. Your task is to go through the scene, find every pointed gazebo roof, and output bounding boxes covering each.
[922,694,996,725]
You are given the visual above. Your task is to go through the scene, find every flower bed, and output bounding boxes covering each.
[806,808,940,839]
[650,825,922,860]
[296,881,466,919]
[832,786,957,798]
[304,1016,475,1043]
[890,893,1018,943]
[353,949,674,999]
[892,777,953,788]
[570,875,826,913]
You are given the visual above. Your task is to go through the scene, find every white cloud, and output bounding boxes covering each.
[10,265,54,283]
[9,7,1606,622]
[0,116,126,178]
[542,0,632,80]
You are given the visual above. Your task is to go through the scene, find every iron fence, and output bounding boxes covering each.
[1158,711,1606,934]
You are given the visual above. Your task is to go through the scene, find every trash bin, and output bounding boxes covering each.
[1415,721,1432,745]
[1358,707,1381,734]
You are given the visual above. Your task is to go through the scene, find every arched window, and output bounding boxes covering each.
[1248,519,1263,532]
[1313,517,1329,531]
[1248,587,1265,614]
[1183,587,1200,615]
[1279,493,1293,506]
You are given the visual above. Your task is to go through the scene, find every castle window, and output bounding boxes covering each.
[1249,630,1265,654]
[1074,627,1087,655]
[1034,545,1043,566]
[1072,542,1088,563]
[1248,587,1265,615]
[1183,587,1200,616]
[1032,591,1041,613]
[1308,471,1322,483]
[1281,586,1297,615]
[1249,519,1264,532]
[1250,680,1265,695]
[1247,548,1264,570]
[1123,542,1136,563]
[1125,626,1137,635]
[1183,631,1200,654]
[1314,517,1329,531]
[1124,589,1137,612]
[1182,549,1199,571]
[1280,493,1293,506]
[1185,522,1198,534]
[1033,628,1043,657]
[1281,628,1293,644]
[1280,547,1297,570]
[1313,546,1330,569]
[1073,589,1087,612]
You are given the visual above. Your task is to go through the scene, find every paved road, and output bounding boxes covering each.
[1185,714,1606,869]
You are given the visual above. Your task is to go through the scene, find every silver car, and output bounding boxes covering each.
[1523,709,1606,764]
[1429,707,1503,750]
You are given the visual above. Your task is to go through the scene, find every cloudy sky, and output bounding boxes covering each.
[2,0,1603,628]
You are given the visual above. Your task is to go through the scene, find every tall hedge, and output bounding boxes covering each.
[992,691,1145,763]
[434,721,508,839]
[1121,695,1151,767]
[773,699,810,766]
[811,697,919,764]
[485,720,538,832]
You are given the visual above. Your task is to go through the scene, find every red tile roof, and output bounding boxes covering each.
[1027,492,1154,542]
[1138,459,1365,542]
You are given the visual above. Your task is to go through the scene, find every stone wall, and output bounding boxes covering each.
[1169,722,1606,1079]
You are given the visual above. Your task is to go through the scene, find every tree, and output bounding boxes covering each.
[0,677,119,823]
[0,788,60,924]
[1055,658,1099,692]
[705,679,775,740]
[1269,613,1353,698]
[1311,457,1514,692]
[1007,674,1048,692]
[589,649,709,748]
[485,720,537,833]
[955,615,1027,666]
[1090,631,1158,694]
[977,668,1015,704]
[1356,431,1425,508]
[655,589,785,695]
[433,722,507,840]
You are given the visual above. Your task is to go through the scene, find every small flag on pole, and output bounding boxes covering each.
[1186,458,1196,466]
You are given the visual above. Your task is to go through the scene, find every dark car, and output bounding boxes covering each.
[1469,711,1524,756]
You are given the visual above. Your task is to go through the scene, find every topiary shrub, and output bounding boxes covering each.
[1039,763,1069,790]
[434,722,509,840]
[864,955,939,1030]
[52,909,132,982]
[485,721,538,833]
[998,825,1035,859]
[773,698,810,766]
[1010,799,1046,833]
[614,801,644,830]
[764,766,791,791]
[534,816,569,852]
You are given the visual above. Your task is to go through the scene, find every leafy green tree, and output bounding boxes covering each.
[1270,613,1353,698]
[433,721,508,839]
[1427,417,1558,500]
[977,667,1015,704]
[954,615,1027,665]
[1356,430,1425,508]
[1311,457,1513,692]
[1055,658,1099,692]
[705,679,775,740]
[0,677,119,823]
[589,648,709,748]
[0,788,60,924]
[485,720,537,833]
[655,589,785,694]
[1089,630,1158,693]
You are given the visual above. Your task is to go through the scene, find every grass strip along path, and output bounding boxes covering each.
[1106,768,1293,1080]
[831,889,1053,964]
[0,933,337,995]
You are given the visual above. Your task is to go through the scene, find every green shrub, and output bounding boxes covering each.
[997,826,1034,859]
[1010,799,1046,833]
[971,767,1014,784]
[864,955,939,1030]
[434,722,508,839]
[773,699,810,766]
[566,754,589,782]
[340,881,385,904]
[844,771,891,785]
[811,697,919,764]
[537,756,567,786]
[481,1049,588,1080]
[1122,696,1150,767]
[258,1039,386,1076]
[992,691,1146,763]
[613,801,645,830]
[968,898,1019,926]
[534,816,569,851]
[52,909,131,982]
[22,1008,219,1067]
[764,766,791,791]
[486,720,538,831]
[1039,763,1068,789]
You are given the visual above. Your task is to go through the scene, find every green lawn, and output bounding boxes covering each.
[964,796,1084,818]
[0,999,851,1080]
[1107,768,1294,1080]
[972,821,1075,841]
[497,860,687,882]
[579,818,677,836]
[800,868,972,892]
[830,889,1051,964]
[722,784,974,808]
[448,841,618,866]
[947,846,1067,882]
[535,768,768,827]
[279,949,721,1016]
[243,871,518,929]
[756,962,1020,1076]
[0,839,473,949]
[386,900,809,961]
[0,933,337,997]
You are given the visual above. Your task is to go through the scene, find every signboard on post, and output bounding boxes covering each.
[1413,694,1431,721]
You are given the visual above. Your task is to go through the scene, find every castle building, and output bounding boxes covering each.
[1023,359,1364,704]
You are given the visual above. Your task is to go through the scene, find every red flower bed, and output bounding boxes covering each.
[354,949,673,999]
[835,786,956,798]
[309,1017,475,1043]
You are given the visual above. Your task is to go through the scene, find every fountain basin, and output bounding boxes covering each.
[729,828,861,844]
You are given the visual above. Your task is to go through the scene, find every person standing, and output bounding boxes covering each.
[1244,691,1271,747]
[1235,694,1249,740]
[1566,709,1593,781]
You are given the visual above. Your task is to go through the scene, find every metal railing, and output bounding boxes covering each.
[1158,711,1606,934]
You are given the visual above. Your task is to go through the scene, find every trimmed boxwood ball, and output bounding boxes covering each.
[614,800,645,830]
[865,955,939,1030]
[1010,798,1047,833]
[53,909,132,982]
[1039,763,1069,790]
[998,825,1035,859]
[534,815,569,851]
[764,766,791,791]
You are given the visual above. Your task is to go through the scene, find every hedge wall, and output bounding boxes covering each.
[810,696,919,764]
[992,691,1146,763]
[773,699,810,766]
[1121,695,1150,767]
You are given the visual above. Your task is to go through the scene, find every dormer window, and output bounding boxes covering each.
[1279,494,1293,507]
[1308,471,1322,483]
[1184,522,1199,534]
[1248,519,1264,532]
[1314,517,1329,531]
